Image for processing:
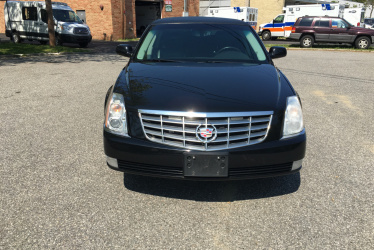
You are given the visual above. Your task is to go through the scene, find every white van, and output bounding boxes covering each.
[4,1,92,47]
[206,7,258,30]
[343,8,366,27]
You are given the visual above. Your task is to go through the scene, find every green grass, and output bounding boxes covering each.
[264,43,374,51]
[0,42,88,55]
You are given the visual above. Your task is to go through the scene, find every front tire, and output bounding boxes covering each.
[300,35,314,48]
[261,31,271,41]
[55,36,63,46]
[355,36,370,49]
[12,32,21,44]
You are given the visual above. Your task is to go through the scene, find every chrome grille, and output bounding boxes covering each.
[73,27,89,34]
[139,110,273,151]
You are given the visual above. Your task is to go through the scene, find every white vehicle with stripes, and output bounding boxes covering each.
[258,3,343,41]
[206,7,258,30]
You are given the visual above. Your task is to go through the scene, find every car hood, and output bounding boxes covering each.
[118,62,294,113]
[57,22,89,29]
[350,26,374,33]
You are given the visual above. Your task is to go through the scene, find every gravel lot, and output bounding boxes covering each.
[0,50,373,249]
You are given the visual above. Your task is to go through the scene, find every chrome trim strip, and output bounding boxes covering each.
[227,117,230,148]
[182,116,186,147]
[247,116,252,144]
[138,109,273,118]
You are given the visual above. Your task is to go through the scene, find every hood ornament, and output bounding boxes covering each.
[196,124,217,142]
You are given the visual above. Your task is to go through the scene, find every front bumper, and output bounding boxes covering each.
[60,34,92,44]
[258,31,263,36]
[104,130,306,180]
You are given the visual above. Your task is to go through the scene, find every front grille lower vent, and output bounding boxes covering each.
[139,109,273,151]
[73,27,89,34]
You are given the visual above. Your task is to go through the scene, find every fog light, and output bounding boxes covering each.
[292,159,303,170]
[107,156,118,168]
[109,118,121,128]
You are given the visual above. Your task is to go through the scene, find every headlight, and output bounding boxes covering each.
[283,96,304,137]
[104,92,129,136]
[61,25,73,31]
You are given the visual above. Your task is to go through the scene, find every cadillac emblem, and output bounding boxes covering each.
[196,124,217,142]
[200,128,213,138]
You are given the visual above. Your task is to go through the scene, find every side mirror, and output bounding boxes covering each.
[116,44,133,57]
[269,46,287,59]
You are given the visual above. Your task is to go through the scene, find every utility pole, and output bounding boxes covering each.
[183,0,189,16]
[45,0,56,46]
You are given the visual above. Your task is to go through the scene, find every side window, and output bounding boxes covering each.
[332,19,348,28]
[274,15,284,23]
[245,31,266,61]
[298,18,313,27]
[41,9,48,23]
[136,30,157,60]
[315,19,330,27]
[22,7,38,21]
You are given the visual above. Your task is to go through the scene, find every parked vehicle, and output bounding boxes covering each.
[289,16,374,49]
[343,7,365,27]
[206,7,258,30]
[258,3,343,40]
[364,18,374,28]
[4,1,92,47]
[104,17,306,180]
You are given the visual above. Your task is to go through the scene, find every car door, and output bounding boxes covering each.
[21,5,38,38]
[272,14,285,37]
[38,8,49,40]
[330,18,354,43]
[313,18,331,42]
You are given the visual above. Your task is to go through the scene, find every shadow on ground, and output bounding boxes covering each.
[123,172,301,202]
[0,37,137,67]
[0,53,129,67]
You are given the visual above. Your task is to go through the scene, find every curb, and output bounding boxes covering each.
[285,47,374,52]
[0,51,95,58]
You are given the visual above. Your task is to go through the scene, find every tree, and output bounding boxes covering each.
[45,0,56,46]
[356,0,374,18]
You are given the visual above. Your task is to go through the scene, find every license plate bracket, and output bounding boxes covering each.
[184,153,228,177]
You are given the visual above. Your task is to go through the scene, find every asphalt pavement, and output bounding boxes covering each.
[0,49,373,248]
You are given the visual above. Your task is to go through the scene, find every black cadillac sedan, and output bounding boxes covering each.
[103,17,306,180]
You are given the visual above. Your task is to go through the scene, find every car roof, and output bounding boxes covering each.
[298,16,341,19]
[152,17,248,25]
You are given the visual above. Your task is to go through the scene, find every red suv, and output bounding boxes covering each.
[289,16,374,49]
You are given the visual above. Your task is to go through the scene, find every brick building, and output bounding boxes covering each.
[0,0,200,40]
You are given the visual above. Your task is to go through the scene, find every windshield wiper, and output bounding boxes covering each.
[197,60,241,63]
[195,60,228,63]
[144,59,182,63]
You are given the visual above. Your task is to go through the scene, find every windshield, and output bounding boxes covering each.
[135,24,268,64]
[53,9,82,23]
[365,18,374,25]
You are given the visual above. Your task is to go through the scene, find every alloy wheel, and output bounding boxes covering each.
[303,38,311,46]
[358,39,368,49]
